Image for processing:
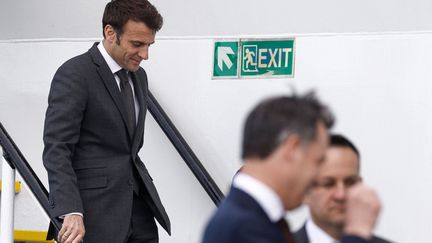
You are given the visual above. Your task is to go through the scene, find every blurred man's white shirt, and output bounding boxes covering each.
[306,219,339,243]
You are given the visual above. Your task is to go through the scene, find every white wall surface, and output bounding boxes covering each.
[1,0,432,242]
[1,0,432,40]
[1,31,432,242]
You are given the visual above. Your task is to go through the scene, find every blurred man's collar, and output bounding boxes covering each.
[306,219,339,243]
[233,172,284,222]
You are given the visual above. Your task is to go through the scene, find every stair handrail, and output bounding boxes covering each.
[0,122,62,234]
[148,91,224,205]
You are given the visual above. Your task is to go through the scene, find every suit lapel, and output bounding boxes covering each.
[88,44,135,141]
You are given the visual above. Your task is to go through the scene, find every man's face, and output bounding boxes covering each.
[305,146,361,228]
[286,122,329,209]
[106,20,155,72]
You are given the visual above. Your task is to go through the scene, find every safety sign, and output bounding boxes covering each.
[212,39,295,79]
[212,41,239,78]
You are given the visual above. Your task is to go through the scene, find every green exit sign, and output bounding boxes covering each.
[240,39,294,78]
[212,38,295,79]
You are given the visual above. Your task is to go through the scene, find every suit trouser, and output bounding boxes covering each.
[124,166,158,243]
[124,192,159,243]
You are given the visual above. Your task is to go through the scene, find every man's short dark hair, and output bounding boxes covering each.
[330,134,360,160]
[241,92,335,160]
[102,0,163,38]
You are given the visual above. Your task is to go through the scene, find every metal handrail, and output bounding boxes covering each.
[0,122,62,237]
[148,91,224,205]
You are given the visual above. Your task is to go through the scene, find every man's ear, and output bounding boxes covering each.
[279,134,302,163]
[104,25,116,43]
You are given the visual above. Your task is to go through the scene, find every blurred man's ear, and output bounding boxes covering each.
[279,134,301,163]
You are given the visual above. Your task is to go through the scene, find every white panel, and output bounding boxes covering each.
[1,0,432,39]
[1,32,432,242]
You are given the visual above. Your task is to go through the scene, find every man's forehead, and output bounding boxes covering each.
[325,146,359,163]
[318,147,360,175]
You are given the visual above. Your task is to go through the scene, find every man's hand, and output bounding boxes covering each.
[344,183,381,239]
[58,214,85,243]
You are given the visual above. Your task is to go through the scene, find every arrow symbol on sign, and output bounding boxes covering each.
[217,47,234,71]
[263,70,275,76]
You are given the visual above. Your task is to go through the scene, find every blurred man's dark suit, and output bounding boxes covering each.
[43,43,170,243]
[202,185,379,243]
[202,187,287,243]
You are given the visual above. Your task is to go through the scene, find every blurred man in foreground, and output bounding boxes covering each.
[202,92,382,243]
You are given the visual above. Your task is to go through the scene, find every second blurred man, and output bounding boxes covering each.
[295,134,391,243]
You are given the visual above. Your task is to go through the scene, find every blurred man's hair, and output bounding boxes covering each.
[330,134,360,160]
[242,91,334,160]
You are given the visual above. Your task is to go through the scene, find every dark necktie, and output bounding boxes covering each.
[116,69,140,194]
[116,69,136,136]
[277,218,295,243]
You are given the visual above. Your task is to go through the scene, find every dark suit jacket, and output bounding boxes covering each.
[294,223,392,243]
[43,43,170,243]
[202,186,286,243]
[202,186,376,243]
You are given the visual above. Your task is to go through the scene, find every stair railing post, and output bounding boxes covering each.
[0,145,15,243]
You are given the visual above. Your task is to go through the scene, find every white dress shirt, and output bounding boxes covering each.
[306,219,339,243]
[233,172,285,222]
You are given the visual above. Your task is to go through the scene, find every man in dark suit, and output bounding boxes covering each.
[294,134,392,243]
[43,1,170,242]
[202,93,382,243]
